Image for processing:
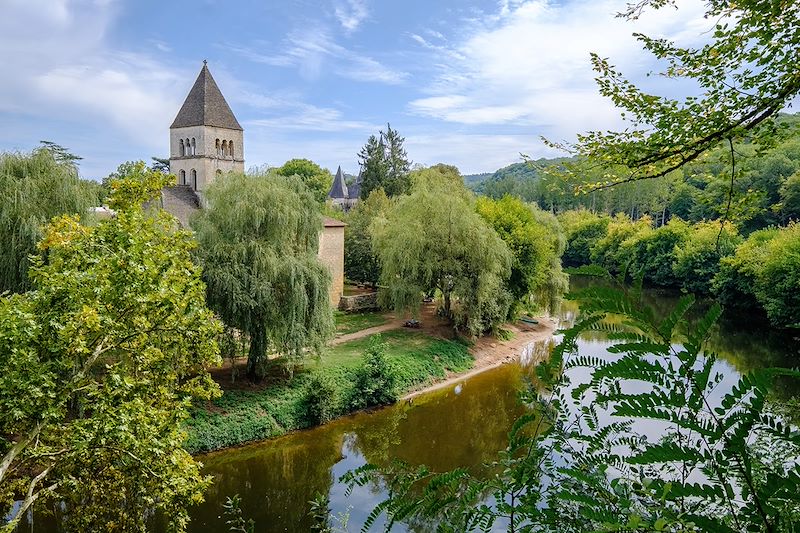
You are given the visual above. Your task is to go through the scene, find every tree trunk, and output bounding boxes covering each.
[247,323,268,382]
[443,290,452,320]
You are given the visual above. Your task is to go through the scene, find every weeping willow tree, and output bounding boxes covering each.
[372,174,512,335]
[191,171,334,381]
[0,146,98,293]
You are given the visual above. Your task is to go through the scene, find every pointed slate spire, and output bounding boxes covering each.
[348,170,362,199]
[171,63,243,130]
[328,166,348,199]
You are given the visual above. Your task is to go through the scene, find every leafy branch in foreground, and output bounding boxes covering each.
[344,274,800,532]
[550,0,800,189]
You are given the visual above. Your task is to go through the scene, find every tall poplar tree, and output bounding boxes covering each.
[358,124,411,199]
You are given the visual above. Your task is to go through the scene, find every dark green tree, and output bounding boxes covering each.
[344,188,391,286]
[191,171,334,381]
[358,124,411,199]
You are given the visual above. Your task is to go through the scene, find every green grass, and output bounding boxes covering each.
[334,310,388,335]
[185,330,473,453]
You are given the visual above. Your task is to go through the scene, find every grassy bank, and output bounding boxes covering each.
[185,330,472,453]
[333,310,388,335]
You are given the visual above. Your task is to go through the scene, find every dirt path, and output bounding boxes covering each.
[402,317,557,400]
[330,319,405,345]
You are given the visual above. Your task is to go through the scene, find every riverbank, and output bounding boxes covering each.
[185,311,556,454]
[403,317,556,400]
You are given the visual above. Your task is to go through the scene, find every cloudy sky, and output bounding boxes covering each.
[0,0,710,179]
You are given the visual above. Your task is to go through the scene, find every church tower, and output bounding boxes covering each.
[169,61,244,193]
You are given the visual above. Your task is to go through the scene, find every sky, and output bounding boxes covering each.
[0,0,712,180]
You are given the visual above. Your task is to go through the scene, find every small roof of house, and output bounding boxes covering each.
[170,61,243,131]
[327,166,348,199]
[323,216,346,228]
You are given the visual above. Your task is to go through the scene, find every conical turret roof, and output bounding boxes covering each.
[171,62,243,131]
[328,166,348,199]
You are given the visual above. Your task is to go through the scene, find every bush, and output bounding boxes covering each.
[753,222,800,327]
[712,228,779,313]
[629,218,689,287]
[590,214,652,274]
[350,337,398,409]
[558,209,609,267]
[304,371,341,425]
[673,221,741,295]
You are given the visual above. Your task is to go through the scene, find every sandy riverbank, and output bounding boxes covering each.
[403,317,557,400]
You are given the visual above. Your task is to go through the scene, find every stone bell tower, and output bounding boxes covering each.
[169,61,244,193]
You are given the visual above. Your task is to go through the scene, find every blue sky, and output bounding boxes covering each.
[0,0,710,180]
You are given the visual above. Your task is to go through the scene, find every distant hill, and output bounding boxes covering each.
[463,172,492,188]
[465,156,573,200]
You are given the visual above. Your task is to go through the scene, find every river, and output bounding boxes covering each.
[17,277,800,532]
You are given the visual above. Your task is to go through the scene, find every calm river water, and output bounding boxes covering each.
[18,277,800,532]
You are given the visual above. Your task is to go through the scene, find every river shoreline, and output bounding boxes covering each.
[402,317,557,400]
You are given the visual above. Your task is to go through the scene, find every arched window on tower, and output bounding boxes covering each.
[190,169,197,190]
[179,170,186,185]
[229,140,234,159]
[191,138,196,155]
[215,138,221,157]
[179,139,185,156]
[221,140,228,157]
[185,138,190,155]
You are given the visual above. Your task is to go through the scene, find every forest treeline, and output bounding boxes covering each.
[473,113,800,231]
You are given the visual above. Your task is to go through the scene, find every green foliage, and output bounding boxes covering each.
[191,170,334,381]
[276,158,334,203]
[350,337,398,410]
[223,494,255,533]
[558,209,610,267]
[713,227,779,313]
[104,160,173,211]
[185,330,473,453]
[629,217,690,287]
[476,195,567,314]
[780,171,800,223]
[358,124,411,199]
[0,147,99,293]
[344,188,391,286]
[348,277,800,532]
[566,1,800,187]
[590,213,652,273]
[304,371,341,425]
[0,165,221,532]
[673,221,741,295]
[409,164,464,189]
[752,223,800,327]
[372,177,512,335]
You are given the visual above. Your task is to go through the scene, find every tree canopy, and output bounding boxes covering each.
[358,124,411,199]
[191,171,334,381]
[372,177,511,335]
[0,147,98,293]
[343,188,391,287]
[275,158,334,203]
[0,164,221,532]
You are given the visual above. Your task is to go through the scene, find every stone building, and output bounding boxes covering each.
[169,60,244,194]
[162,62,345,306]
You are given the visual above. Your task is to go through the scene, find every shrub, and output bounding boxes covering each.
[753,222,800,327]
[629,217,690,287]
[673,220,741,295]
[590,213,652,274]
[350,337,398,409]
[304,371,341,425]
[712,227,779,313]
[558,209,609,266]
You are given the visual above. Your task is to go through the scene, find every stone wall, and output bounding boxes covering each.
[338,292,379,312]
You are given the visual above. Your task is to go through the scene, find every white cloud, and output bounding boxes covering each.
[407,0,710,145]
[334,0,369,33]
[227,30,407,84]
[0,0,188,177]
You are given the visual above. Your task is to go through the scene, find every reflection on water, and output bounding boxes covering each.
[19,277,800,532]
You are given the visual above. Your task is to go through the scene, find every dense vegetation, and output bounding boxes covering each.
[186,331,472,453]
[0,166,220,532]
[191,171,334,381]
[0,144,99,293]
